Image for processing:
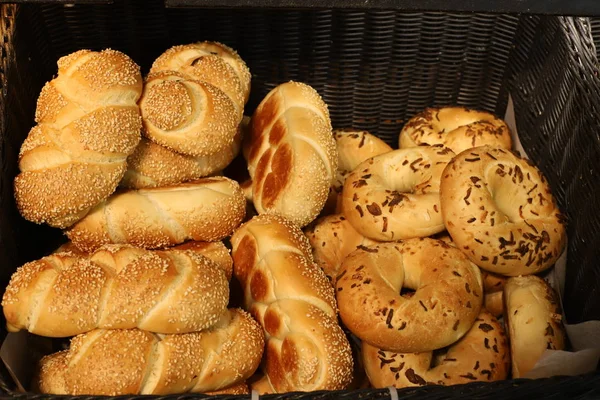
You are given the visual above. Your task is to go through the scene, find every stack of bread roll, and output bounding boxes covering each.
[3,42,569,395]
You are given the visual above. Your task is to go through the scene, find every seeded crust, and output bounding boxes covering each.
[341,145,455,241]
[399,107,512,154]
[439,146,567,276]
[14,49,143,228]
[335,238,484,353]
[139,71,239,157]
[120,116,248,189]
[171,241,233,281]
[204,381,249,395]
[1,245,229,337]
[37,309,264,395]
[503,275,566,378]
[363,310,509,388]
[245,81,338,227]
[230,214,354,392]
[65,176,246,253]
[324,129,393,215]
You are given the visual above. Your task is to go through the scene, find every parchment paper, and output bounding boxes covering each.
[504,95,600,378]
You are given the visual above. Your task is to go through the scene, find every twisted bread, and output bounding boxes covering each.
[230,214,353,392]
[37,308,264,395]
[65,176,246,252]
[204,382,249,395]
[245,81,338,227]
[14,49,143,228]
[2,244,229,337]
[139,71,239,157]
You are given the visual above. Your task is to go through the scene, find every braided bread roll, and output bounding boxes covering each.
[245,81,338,227]
[2,244,229,337]
[14,49,143,228]
[230,214,353,393]
[65,176,246,252]
[37,309,264,395]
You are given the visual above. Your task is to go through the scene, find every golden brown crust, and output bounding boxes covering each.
[504,275,566,378]
[230,214,354,392]
[65,177,246,252]
[440,146,567,276]
[204,381,249,395]
[484,291,504,317]
[304,214,378,283]
[15,49,143,228]
[139,71,239,157]
[245,81,338,227]
[336,238,483,353]
[399,107,512,154]
[341,145,455,241]
[171,241,233,281]
[2,245,229,337]
[363,311,510,388]
[37,309,264,395]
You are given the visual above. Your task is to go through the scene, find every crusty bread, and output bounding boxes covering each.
[503,275,566,378]
[2,245,229,337]
[230,214,354,392]
[139,71,239,157]
[244,81,338,227]
[14,49,143,228]
[204,382,249,395]
[37,308,264,395]
[363,310,509,388]
[65,177,246,252]
[336,238,483,353]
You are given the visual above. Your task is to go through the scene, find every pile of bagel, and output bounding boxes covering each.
[1,41,568,396]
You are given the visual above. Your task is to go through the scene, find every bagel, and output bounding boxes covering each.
[341,145,455,241]
[335,238,483,353]
[363,310,509,388]
[504,275,566,378]
[304,214,378,283]
[324,129,392,215]
[399,107,512,154]
[440,146,567,276]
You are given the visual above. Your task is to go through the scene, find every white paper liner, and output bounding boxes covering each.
[504,95,600,378]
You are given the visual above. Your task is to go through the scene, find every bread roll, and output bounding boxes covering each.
[440,146,567,276]
[204,382,249,395]
[139,71,239,157]
[65,177,246,252]
[37,309,264,395]
[503,275,566,378]
[230,214,353,392]
[2,245,229,337]
[245,81,338,227]
[14,49,143,228]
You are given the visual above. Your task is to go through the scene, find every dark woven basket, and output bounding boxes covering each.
[1,1,600,398]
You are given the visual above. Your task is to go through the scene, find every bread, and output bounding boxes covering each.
[37,308,264,395]
[503,275,566,378]
[399,107,512,154]
[204,382,249,395]
[440,146,567,276]
[230,214,354,392]
[14,49,143,228]
[245,81,338,227]
[138,71,239,157]
[65,176,246,252]
[341,145,455,241]
[363,310,509,388]
[323,129,392,215]
[336,238,483,353]
[2,244,229,337]
[304,214,378,283]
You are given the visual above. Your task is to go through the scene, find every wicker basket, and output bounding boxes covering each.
[1,1,600,398]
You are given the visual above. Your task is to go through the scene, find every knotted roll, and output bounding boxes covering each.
[399,107,512,154]
[2,244,229,337]
[65,177,246,252]
[440,146,567,276]
[336,238,483,353]
[363,310,509,388]
[245,81,338,227]
[14,49,143,228]
[230,214,354,393]
[37,309,264,395]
